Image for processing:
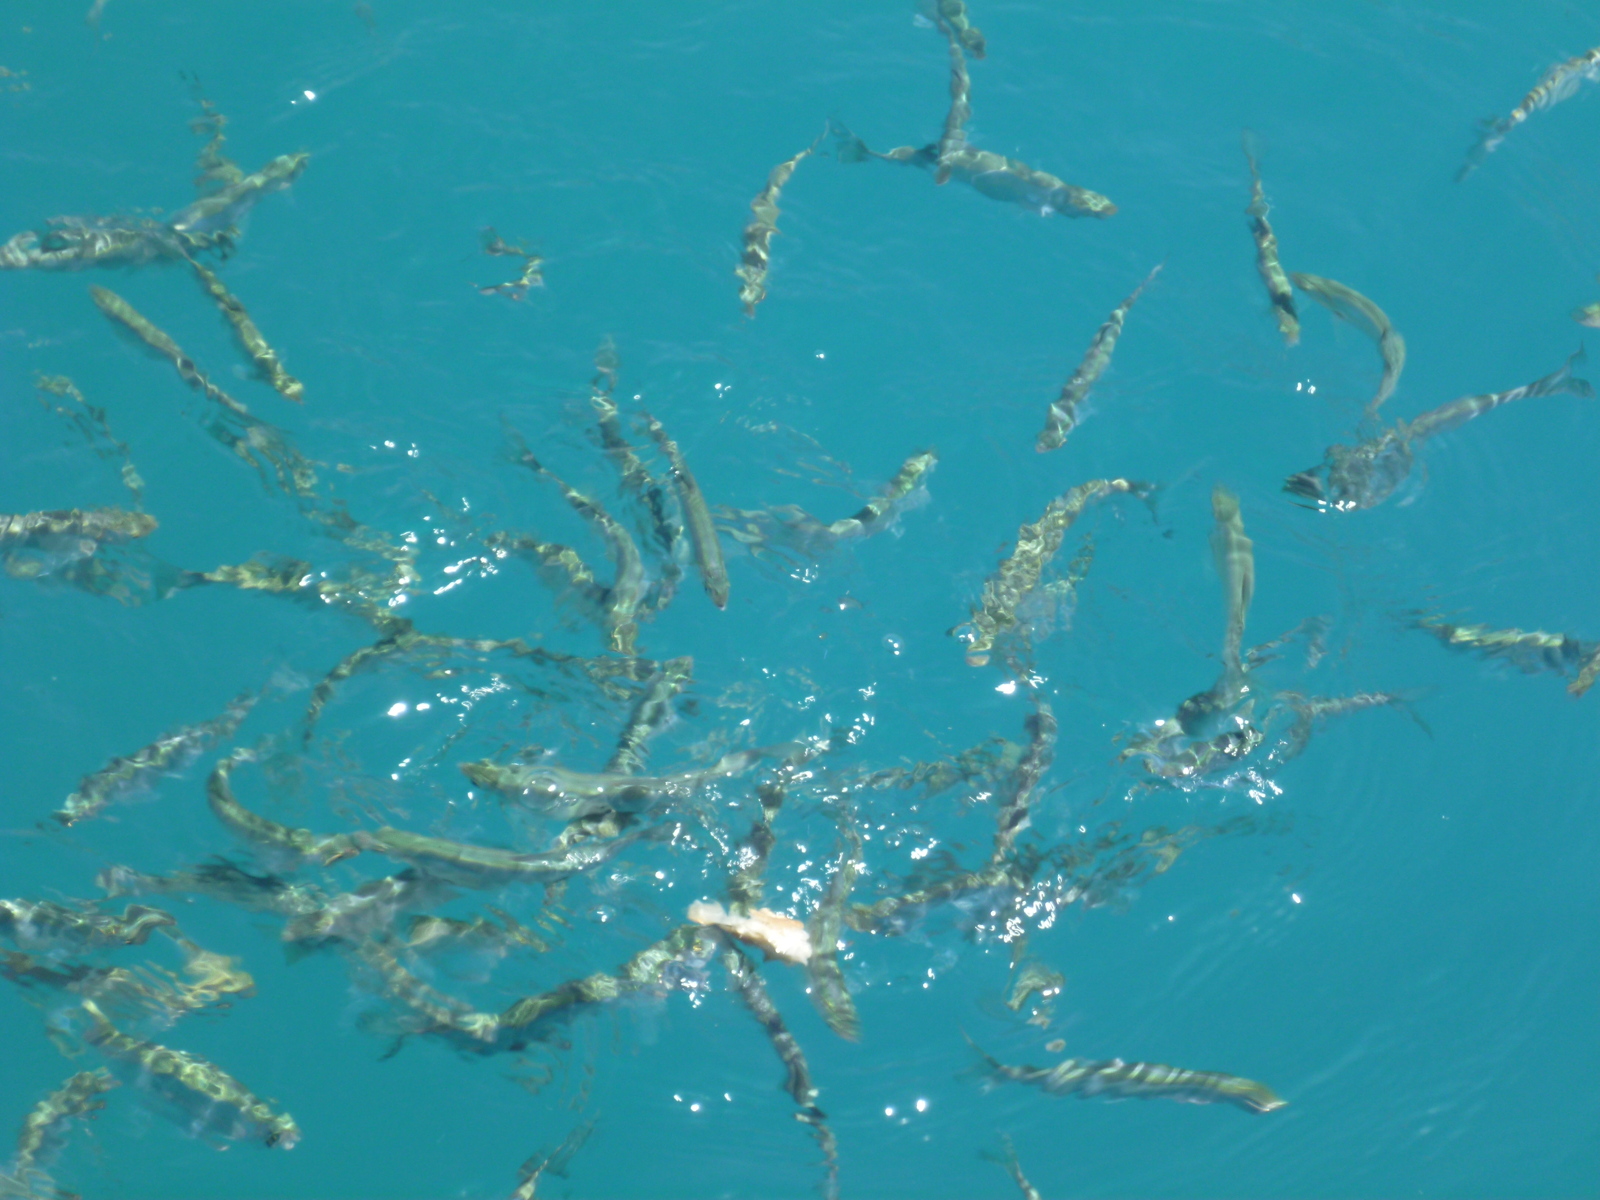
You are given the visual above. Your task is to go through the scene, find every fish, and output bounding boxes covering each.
[1004,960,1064,1015]
[1574,276,1600,328]
[954,478,1152,666]
[985,1135,1043,1200]
[0,216,204,272]
[1285,348,1594,512]
[932,0,986,58]
[1573,646,1600,699]
[53,690,257,826]
[476,227,544,299]
[35,374,145,506]
[1289,272,1405,420]
[1408,612,1596,694]
[1457,46,1600,181]
[206,748,364,868]
[187,88,245,195]
[607,656,693,775]
[78,999,301,1148]
[642,411,730,608]
[1265,690,1427,767]
[1242,131,1298,346]
[805,820,863,1040]
[1036,265,1162,452]
[584,337,681,566]
[352,936,501,1047]
[934,145,1116,218]
[499,924,715,1033]
[7,1069,119,1192]
[0,508,156,550]
[0,899,176,952]
[279,872,445,953]
[98,859,325,920]
[188,257,304,403]
[507,1117,597,1200]
[90,284,252,418]
[168,151,309,236]
[933,15,973,172]
[720,943,839,1200]
[358,826,643,890]
[968,1034,1285,1113]
[717,448,938,559]
[461,746,775,822]
[735,133,823,316]
[990,690,1057,859]
[508,437,644,654]
[1189,484,1255,730]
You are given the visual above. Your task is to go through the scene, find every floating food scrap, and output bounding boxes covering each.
[1242,131,1298,346]
[1036,264,1161,452]
[735,133,822,316]
[688,900,813,965]
[1285,348,1593,512]
[1458,46,1600,181]
[1290,272,1404,420]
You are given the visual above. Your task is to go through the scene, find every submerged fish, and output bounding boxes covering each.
[642,411,729,609]
[1242,131,1298,346]
[1285,348,1593,511]
[932,0,986,58]
[985,1135,1042,1200]
[955,478,1152,666]
[476,227,544,299]
[718,448,938,559]
[206,748,364,868]
[1574,276,1600,328]
[8,1069,118,1190]
[0,898,175,952]
[1290,272,1405,421]
[736,133,822,316]
[189,257,304,403]
[1408,612,1597,697]
[36,375,145,507]
[1037,265,1162,452]
[1458,46,1600,181]
[79,999,301,1148]
[936,145,1116,217]
[90,284,251,417]
[805,821,863,1040]
[0,216,204,272]
[168,151,309,236]
[360,826,642,890]
[607,656,693,775]
[0,508,156,550]
[970,1036,1285,1113]
[509,437,644,653]
[53,690,257,826]
[462,746,776,822]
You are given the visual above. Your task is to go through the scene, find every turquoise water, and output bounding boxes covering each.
[3,2,1599,1197]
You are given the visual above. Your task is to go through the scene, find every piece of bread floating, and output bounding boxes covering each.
[687,900,813,964]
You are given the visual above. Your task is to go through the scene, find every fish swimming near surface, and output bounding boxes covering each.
[1290,272,1405,421]
[78,999,301,1149]
[52,689,258,827]
[1457,46,1600,181]
[641,411,729,609]
[1037,264,1162,452]
[1284,348,1594,512]
[1242,130,1298,346]
[736,132,824,316]
[188,257,304,403]
[1574,276,1600,328]
[967,1033,1286,1113]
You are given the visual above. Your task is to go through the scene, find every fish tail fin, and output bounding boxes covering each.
[958,1028,1007,1083]
[827,118,870,164]
[1562,343,1594,398]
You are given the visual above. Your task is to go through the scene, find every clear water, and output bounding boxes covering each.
[3,3,1599,1198]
